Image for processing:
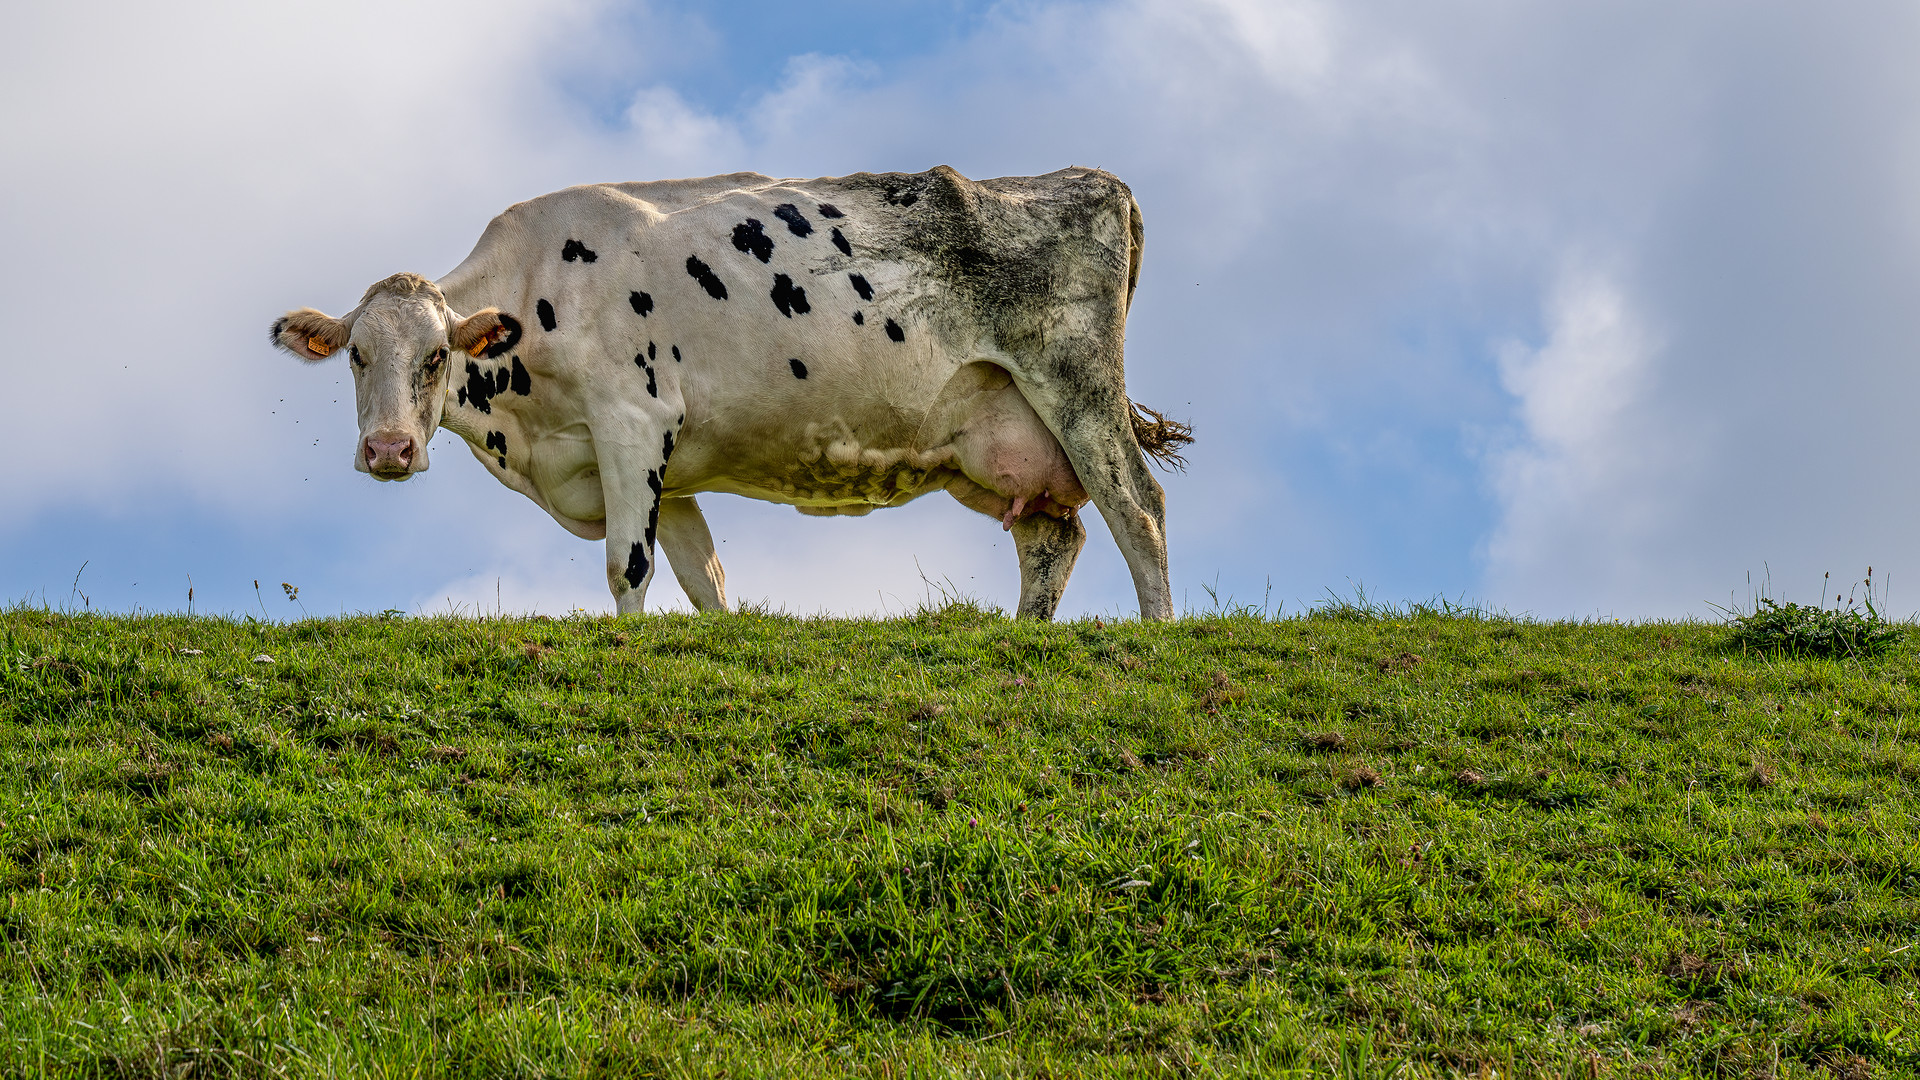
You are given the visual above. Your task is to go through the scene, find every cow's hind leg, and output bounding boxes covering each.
[657,495,729,612]
[1070,412,1172,620]
[1011,511,1086,620]
[1012,373,1173,620]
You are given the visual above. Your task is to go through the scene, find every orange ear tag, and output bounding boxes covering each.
[307,335,335,357]
[466,336,491,358]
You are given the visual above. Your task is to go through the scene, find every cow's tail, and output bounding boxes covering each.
[1117,192,1192,471]
[1123,192,1145,314]
[1130,401,1193,472]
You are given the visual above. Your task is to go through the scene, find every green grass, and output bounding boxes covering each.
[1,603,1917,1078]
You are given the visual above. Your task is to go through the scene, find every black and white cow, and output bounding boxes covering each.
[271,166,1190,619]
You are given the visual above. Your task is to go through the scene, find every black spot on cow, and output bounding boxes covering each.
[773,203,813,237]
[770,274,810,317]
[848,273,874,301]
[648,341,657,361]
[624,542,649,589]
[661,430,674,464]
[561,239,598,263]
[461,360,499,413]
[481,313,522,359]
[633,353,657,396]
[731,218,774,263]
[830,227,851,257]
[817,203,844,219]
[485,430,507,454]
[788,358,808,380]
[644,469,663,547]
[671,345,681,362]
[536,299,557,331]
[852,311,864,325]
[686,255,729,299]
[885,318,905,342]
[509,356,531,396]
[629,291,653,317]
[885,187,919,207]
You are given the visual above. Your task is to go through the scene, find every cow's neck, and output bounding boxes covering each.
[434,268,509,440]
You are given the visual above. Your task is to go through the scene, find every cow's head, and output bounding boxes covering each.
[270,272,518,480]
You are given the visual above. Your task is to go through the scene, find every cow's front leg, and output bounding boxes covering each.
[593,411,676,616]
[657,496,728,611]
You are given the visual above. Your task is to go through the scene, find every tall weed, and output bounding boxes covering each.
[1719,568,1902,658]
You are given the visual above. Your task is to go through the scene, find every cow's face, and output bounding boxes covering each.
[271,274,516,481]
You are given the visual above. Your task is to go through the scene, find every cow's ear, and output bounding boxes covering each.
[450,308,522,359]
[272,308,351,363]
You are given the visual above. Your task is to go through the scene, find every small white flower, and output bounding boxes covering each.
[251,654,275,664]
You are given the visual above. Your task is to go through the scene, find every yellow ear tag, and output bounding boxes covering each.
[307,335,335,357]
[466,336,491,358]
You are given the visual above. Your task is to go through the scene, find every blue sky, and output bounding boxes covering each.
[569,1,1000,118]
[4,1,1918,620]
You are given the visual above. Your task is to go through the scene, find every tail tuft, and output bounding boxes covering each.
[1130,402,1194,472]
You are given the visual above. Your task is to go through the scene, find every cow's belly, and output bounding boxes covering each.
[678,436,958,509]
[743,420,956,506]
[668,362,1084,525]
[667,386,959,509]
[699,462,958,509]
[528,425,606,522]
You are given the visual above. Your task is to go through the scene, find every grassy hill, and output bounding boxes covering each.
[1,604,1915,1078]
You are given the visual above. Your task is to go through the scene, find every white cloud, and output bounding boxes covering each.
[1481,270,1674,613]
[412,541,611,619]
[1199,0,1336,90]
[0,0,625,511]
[1498,274,1652,455]
[697,497,1024,618]
[621,86,746,175]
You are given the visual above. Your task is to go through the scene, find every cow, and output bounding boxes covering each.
[270,166,1191,619]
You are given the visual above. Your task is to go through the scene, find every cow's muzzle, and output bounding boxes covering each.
[364,433,419,480]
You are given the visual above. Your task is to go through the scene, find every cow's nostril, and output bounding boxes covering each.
[365,435,416,473]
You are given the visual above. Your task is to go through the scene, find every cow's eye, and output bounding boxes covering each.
[349,346,364,368]
[425,347,447,372]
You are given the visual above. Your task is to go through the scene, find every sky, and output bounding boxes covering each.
[3,0,1918,621]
